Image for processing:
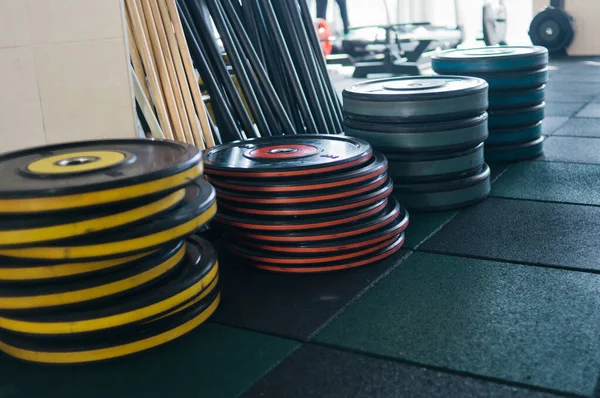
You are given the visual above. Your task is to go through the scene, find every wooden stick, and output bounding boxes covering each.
[156,0,204,149]
[141,0,185,142]
[149,0,193,144]
[166,0,215,147]
[125,14,151,103]
[125,0,174,140]
[130,65,164,139]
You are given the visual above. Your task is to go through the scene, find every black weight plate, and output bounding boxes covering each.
[240,213,408,254]
[386,143,485,181]
[475,67,549,91]
[204,135,372,178]
[488,102,545,129]
[342,76,488,122]
[0,181,217,261]
[217,177,394,217]
[0,139,203,214]
[488,85,545,109]
[228,232,402,265]
[214,173,389,205]
[0,189,186,248]
[529,7,575,53]
[343,113,488,152]
[431,46,549,73]
[484,136,545,163]
[392,164,491,212]
[215,199,388,231]
[206,152,387,194]
[0,237,218,336]
[0,241,185,311]
[235,233,405,273]
[227,198,406,244]
[0,288,220,364]
[487,121,543,146]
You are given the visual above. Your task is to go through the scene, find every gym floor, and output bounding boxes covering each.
[2,57,600,398]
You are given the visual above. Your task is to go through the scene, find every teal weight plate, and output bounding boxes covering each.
[484,136,545,162]
[392,164,491,212]
[386,143,484,181]
[488,85,545,109]
[343,113,488,152]
[480,67,548,91]
[486,122,543,146]
[488,102,545,129]
[432,46,548,73]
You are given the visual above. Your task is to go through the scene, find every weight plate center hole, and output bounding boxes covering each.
[55,156,100,167]
[268,148,299,154]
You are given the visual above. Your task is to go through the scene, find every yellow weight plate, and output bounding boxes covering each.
[0,292,220,364]
[26,151,126,175]
[0,243,186,310]
[0,189,185,247]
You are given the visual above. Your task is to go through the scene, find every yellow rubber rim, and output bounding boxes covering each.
[0,202,217,260]
[0,293,220,364]
[26,151,126,175]
[0,251,155,282]
[0,244,186,310]
[0,163,203,213]
[0,189,185,246]
[0,261,218,334]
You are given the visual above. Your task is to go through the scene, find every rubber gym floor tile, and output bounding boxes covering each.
[489,162,511,182]
[542,136,600,164]
[213,249,411,341]
[541,116,569,135]
[0,324,299,398]
[576,103,600,118]
[543,102,586,117]
[551,118,600,138]
[491,161,600,206]
[419,197,600,272]
[403,211,456,250]
[315,252,600,396]
[243,345,562,398]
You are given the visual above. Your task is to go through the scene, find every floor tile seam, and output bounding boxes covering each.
[414,248,600,275]
[209,320,306,344]
[306,250,416,341]
[304,341,584,398]
[490,164,513,184]
[486,194,600,209]
[409,211,461,251]
[526,157,600,166]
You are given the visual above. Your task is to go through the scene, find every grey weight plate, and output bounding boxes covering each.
[343,113,488,152]
[343,76,488,122]
[488,85,545,109]
[486,121,542,146]
[386,143,484,181]
[431,46,548,73]
[488,102,545,129]
[485,136,544,162]
[392,164,490,212]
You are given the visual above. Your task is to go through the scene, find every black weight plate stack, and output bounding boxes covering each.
[0,139,219,364]
[432,46,549,162]
[204,135,408,273]
[342,76,491,212]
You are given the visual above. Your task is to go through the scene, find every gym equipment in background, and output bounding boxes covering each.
[529,0,575,54]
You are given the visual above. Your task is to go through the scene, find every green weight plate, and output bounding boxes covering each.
[432,46,548,73]
[477,67,548,91]
[386,143,484,181]
[392,165,491,212]
[486,121,543,146]
[488,102,545,129]
[343,113,488,152]
[488,85,545,109]
[343,76,488,122]
[484,136,545,162]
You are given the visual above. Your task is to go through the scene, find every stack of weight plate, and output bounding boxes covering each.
[432,46,549,162]
[0,139,218,364]
[204,135,409,273]
[343,76,491,212]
